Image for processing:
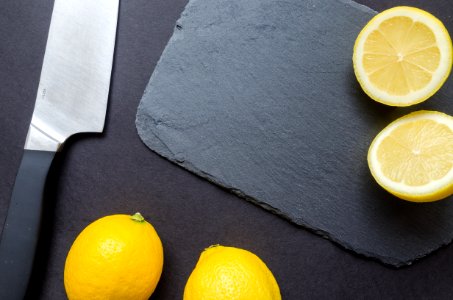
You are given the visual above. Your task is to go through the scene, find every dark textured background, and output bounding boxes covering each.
[1,0,453,299]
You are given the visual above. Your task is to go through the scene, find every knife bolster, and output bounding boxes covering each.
[24,123,63,152]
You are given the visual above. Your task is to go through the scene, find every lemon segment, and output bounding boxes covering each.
[353,7,452,106]
[368,111,453,202]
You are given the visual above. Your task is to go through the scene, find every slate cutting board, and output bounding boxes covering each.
[136,0,453,266]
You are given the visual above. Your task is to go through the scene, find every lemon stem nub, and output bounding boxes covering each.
[131,212,145,222]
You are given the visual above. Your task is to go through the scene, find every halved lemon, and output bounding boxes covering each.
[353,6,452,106]
[368,110,453,202]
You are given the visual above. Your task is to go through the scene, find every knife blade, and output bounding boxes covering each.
[0,0,119,298]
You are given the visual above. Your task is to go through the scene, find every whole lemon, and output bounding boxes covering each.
[64,213,164,300]
[184,245,281,300]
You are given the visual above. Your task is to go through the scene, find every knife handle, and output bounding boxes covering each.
[0,150,55,300]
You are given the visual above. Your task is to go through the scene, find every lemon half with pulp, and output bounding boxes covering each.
[353,6,452,106]
[368,110,453,202]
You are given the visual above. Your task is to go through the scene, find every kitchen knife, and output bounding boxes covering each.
[0,0,119,298]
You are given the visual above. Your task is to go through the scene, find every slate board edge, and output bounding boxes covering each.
[339,0,377,15]
[135,112,452,268]
[134,0,449,268]
[137,120,453,267]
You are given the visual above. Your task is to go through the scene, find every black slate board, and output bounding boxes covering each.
[136,0,453,266]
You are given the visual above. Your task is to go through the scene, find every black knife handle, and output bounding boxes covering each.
[0,150,55,300]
